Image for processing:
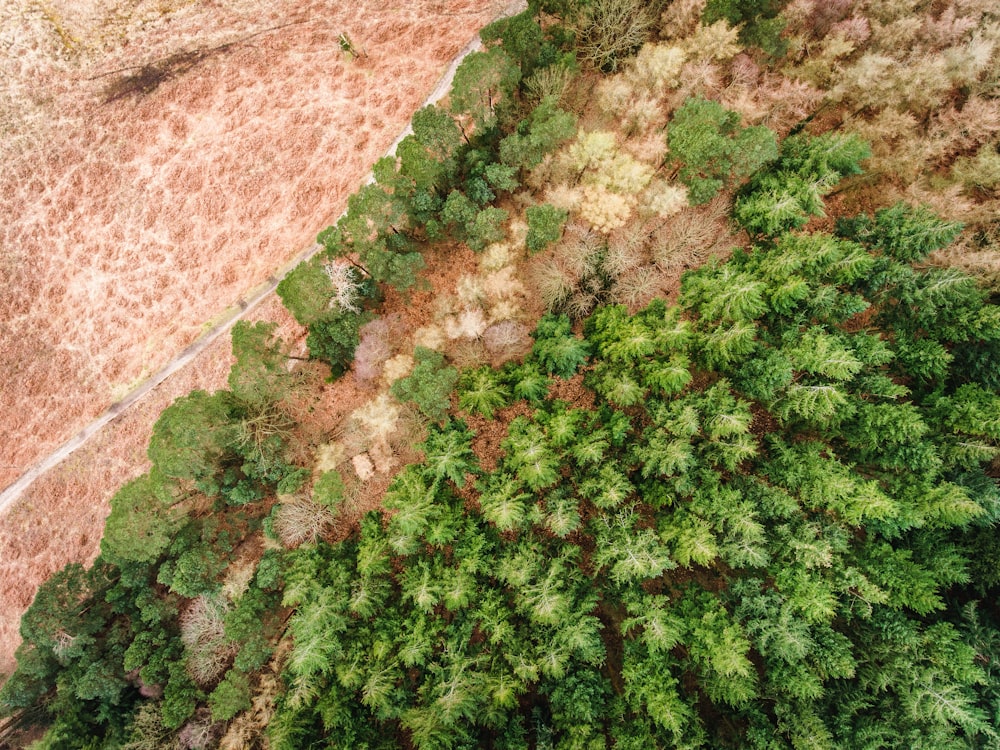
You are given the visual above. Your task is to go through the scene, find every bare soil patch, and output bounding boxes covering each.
[0,0,506,675]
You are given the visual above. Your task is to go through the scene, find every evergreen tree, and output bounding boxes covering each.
[390,347,459,423]
[667,96,778,205]
[530,313,591,377]
[450,47,522,134]
[735,133,870,238]
[147,390,237,485]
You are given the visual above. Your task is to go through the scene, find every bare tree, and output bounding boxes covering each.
[577,0,654,72]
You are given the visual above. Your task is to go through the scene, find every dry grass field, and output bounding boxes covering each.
[0,0,506,676]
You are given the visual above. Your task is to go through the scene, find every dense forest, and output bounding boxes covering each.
[3,0,1000,747]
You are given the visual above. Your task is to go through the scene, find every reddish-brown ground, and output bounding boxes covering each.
[0,0,507,676]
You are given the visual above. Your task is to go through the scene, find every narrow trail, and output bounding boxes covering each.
[0,0,525,514]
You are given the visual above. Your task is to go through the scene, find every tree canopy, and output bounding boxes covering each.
[667,96,778,205]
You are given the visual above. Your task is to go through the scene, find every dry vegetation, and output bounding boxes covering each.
[0,0,508,676]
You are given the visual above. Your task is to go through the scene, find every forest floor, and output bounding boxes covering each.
[0,0,511,677]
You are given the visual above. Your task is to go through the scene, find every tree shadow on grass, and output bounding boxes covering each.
[97,44,236,104]
[92,19,311,105]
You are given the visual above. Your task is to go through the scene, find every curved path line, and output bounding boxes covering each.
[0,0,525,512]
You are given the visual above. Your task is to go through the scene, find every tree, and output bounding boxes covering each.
[498,96,577,171]
[468,205,510,252]
[530,313,591,377]
[839,202,963,263]
[525,203,568,253]
[229,321,302,409]
[277,255,338,327]
[480,8,545,77]
[576,0,653,72]
[102,472,185,564]
[209,669,251,721]
[450,47,522,133]
[320,178,425,290]
[477,471,532,532]
[703,0,788,57]
[0,560,136,739]
[313,471,346,509]
[398,105,464,194]
[148,390,237,485]
[390,346,458,423]
[458,366,511,418]
[502,416,560,491]
[306,309,374,378]
[420,420,479,489]
[667,96,778,205]
[734,132,869,237]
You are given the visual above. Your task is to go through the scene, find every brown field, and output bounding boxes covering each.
[0,0,507,676]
